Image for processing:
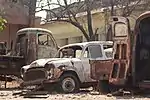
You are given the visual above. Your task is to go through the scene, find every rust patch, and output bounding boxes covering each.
[109,41,130,85]
[109,17,131,85]
[90,60,113,80]
[53,67,64,79]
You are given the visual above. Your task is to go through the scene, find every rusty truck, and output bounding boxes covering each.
[91,11,150,93]
[20,41,113,93]
[0,28,58,81]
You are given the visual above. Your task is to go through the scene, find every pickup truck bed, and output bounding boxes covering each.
[0,55,25,76]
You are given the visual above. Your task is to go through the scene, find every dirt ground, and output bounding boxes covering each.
[0,81,150,100]
[0,89,150,100]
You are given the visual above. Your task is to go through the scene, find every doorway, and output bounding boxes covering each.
[135,17,150,82]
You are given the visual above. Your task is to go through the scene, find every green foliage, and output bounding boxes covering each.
[0,17,7,32]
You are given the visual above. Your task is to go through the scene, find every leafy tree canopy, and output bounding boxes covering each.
[0,17,7,32]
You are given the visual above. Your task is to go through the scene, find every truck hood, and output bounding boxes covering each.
[30,58,80,68]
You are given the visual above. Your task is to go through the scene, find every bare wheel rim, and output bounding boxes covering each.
[62,77,75,92]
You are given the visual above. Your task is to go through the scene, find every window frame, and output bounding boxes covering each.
[82,44,103,59]
[47,35,56,47]
[58,45,83,58]
[38,34,48,46]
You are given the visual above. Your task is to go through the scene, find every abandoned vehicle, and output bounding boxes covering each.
[21,41,113,93]
[132,11,150,89]
[90,11,150,93]
[0,28,58,78]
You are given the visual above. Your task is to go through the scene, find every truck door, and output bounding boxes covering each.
[15,33,28,57]
[26,33,37,64]
[109,17,131,85]
[82,44,104,82]
[37,33,57,59]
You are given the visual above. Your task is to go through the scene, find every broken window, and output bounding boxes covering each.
[38,34,48,45]
[38,33,56,47]
[103,44,113,58]
[60,46,82,58]
[88,45,102,59]
[115,23,128,37]
[105,50,113,58]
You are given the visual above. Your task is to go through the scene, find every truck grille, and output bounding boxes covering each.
[24,68,47,81]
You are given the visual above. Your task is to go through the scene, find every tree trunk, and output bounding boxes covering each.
[85,0,94,41]
[29,0,37,27]
[110,0,114,16]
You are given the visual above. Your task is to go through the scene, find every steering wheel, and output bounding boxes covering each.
[43,41,48,45]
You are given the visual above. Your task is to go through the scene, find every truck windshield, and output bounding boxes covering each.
[56,46,82,58]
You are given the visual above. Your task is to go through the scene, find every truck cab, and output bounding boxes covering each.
[13,28,58,64]
[0,28,58,77]
[21,41,113,93]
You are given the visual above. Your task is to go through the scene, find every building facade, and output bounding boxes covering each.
[0,0,36,49]
[36,4,149,47]
[37,9,107,47]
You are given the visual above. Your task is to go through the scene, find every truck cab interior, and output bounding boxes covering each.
[135,17,150,82]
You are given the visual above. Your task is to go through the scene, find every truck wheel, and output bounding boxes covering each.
[99,80,110,94]
[59,73,80,93]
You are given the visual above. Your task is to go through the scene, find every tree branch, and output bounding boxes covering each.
[85,0,94,40]
[49,19,90,41]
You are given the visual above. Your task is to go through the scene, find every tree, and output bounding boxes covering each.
[36,0,101,41]
[108,0,150,17]
[0,17,7,32]
[29,0,37,26]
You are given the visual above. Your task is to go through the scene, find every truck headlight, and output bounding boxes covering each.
[44,63,55,79]
[20,65,30,78]
[45,63,55,71]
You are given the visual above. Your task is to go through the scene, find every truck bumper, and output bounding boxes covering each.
[20,79,59,87]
